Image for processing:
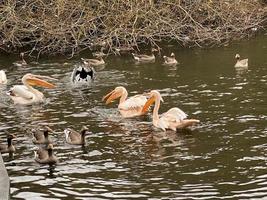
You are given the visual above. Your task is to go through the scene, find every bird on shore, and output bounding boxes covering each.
[142,90,200,131]
[34,144,58,165]
[13,52,28,67]
[81,56,105,67]
[102,86,151,118]
[32,126,53,144]
[0,70,7,84]
[132,48,158,63]
[235,54,248,68]
[0,134,16,154]
[71,64,95,84]
[163,53,178,66]
[7,73,56,105]
[64,126,88,145]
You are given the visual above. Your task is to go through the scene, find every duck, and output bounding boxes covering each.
[114,46,134,55]
[32,126,53,144]
[235,54,248,68]
[163,53,178,66]
[92,47,107,58]
[132,48,158,63]
[34,144,58,165]
[0,134,16,154]
[81,56,105,67]
[13,52,28,67]
[71,64,95,84]
[0,70,7,84]
[64,126,88,145]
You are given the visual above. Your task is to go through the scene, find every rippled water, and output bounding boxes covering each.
[0,35,266,199]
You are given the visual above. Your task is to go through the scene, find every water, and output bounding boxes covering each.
[0,35,266,199]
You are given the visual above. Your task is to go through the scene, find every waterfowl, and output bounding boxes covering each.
[114,46,134,55]
[0,70,7,84]
[0,134,16,154]
[34,144,58,165]
[132,48,157,63]
[32,126,53,144]
[7,73,56,105]
[102,86,151,118]
[93,47,106,57]
[81,56,105,67]
[64,126,88,145]
[13,52,27,67]
[163,53,178,66]
[71,64,95,84]
[235,54,248,68]
[142,90,200,131]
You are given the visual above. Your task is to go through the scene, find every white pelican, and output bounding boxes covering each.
[163,53,178,66]
[71,64,95,84]
[102,86,151,118]
[142,90,200,131]
[235,54,248,68]
[8,73,56,105]
[0,70,7,84]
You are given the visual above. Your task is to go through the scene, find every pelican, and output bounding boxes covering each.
[7,73,56,105]
[163,53,178,66]
[102,86,151,118]
[0,70,7,84]
[71,64,95,84]
[235,54,248,68]
[142,90,200,131]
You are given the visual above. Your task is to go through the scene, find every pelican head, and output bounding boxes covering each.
[142,90,164,113]
[102,86,127,104]
[22,74,57,88]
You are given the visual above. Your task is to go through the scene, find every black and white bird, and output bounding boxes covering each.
[71,64,95,84]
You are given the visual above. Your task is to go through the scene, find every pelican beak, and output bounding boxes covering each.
[141,96,156,113]
[102,90,121,104]
[27,77,55,88]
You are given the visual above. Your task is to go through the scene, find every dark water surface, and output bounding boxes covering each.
[0,36,266,199]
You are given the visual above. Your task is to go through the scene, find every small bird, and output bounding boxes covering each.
[163,53,178,66]
[235,54,248,68]
[132,48,158,63]
[0,134,16,154]
[0,70,7,84]
[13,52,28,67]
[32,126,53,144]
[34,144,58,165]
[92,47,107,58]
[81,56,105,67]
[64,126,88,145]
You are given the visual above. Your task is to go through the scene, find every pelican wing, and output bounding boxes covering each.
[119,95,147,110]
[10,85,34,99]
[161,107,187,122]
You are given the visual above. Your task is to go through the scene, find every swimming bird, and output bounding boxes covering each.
[142,90,200,131]
[81,56,105,67]
[13,52,27,67]
[235,54,248,68]
[163,53,178,66]
[132,48,158,63]
[64,126,88,145]
[114,46,134,55]
[7,73,56,105]
[0,70,7,84]
[102,86,151,118]
[71,64,95,84]
[32,126,53,144]
[0,134,16,154]
[34,144,58,165]
[92,47,107,58]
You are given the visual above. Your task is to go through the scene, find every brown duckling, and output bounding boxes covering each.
[132,48,158,63]
[32,126,53,144]
[163,53,178,66]
[235,54,248,68]
[13,52,28,67]
[81,56,105,67]
[0,134,16,154]
[92,47,107,58]
[64,126,88,145]
[34,144,58,165]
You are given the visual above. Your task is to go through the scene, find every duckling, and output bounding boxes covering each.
[64,126,88,145]
[163,53,178,66]
[92,47,107,58]
[132,48,158,63]
[13,52,27,67]
[32,126,53,144]
[114,46,134,55]
[0,70,7,84]
[34,144,58,165]
[81,56,105,67]
[235,54,248,68]
[0,134,16,154]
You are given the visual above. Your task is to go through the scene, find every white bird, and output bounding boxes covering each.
[7,73,56,105]
[0,70,7,84]
[102,86,151,118]
[142,90,200,131]
[163,53,178,66]
[235,54,248,68]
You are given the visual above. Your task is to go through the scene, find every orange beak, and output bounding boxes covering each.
[102,90,121,104]
[27,77,55,88]
[141,96,156,113]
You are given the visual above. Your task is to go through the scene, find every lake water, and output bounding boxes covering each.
[0,35,266,199]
